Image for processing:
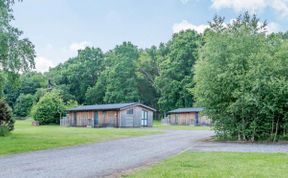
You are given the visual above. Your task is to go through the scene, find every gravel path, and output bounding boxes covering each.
[1,130,287,178]
[0,130,212,178]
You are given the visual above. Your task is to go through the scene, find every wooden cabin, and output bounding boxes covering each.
[167,108,208,126]
[63,103,155,128]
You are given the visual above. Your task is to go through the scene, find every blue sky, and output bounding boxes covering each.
[12,0,288,72]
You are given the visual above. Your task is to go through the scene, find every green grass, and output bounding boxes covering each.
[0,119,160,156]
[153,120,210,130]
[128,152,288,178]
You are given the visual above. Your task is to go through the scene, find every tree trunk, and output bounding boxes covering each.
[271,120,274,140]
[273,118,280,143]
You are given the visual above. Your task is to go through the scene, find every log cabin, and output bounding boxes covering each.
[167,108,209,126]
[63,103,155,128]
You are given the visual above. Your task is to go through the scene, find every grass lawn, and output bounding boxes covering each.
[128,151,288,178]
[0,119,161,156]
[153,120,210,130]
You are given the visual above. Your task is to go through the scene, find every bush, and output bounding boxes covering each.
[0,126,9,136]
[31,91,65,125]
[14,94,34,117]
[0,99,14,132]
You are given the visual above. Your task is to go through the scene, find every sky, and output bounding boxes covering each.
[12,0,288,72]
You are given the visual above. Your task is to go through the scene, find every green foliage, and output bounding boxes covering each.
[0,0,35,73]
[156,30,202,113]
[65,100,78,109]
[85,73,107,104]
[136,47,160,108]
[48,47,104,103]
[19,72,47,95]
[0,126,9,136]
[193,13,288,141]
[0,99,14,132]
[14,94,34,117]
[31,91,65,125]
[92,42,141,103]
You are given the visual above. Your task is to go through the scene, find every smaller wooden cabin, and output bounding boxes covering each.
[167,108,206,126]
[63,103,155,128]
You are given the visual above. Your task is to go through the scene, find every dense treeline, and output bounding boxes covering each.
[1,29,203,120]
[1,0,288,141]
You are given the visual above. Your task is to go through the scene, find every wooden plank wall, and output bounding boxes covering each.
[169,113,196,125]
[76,112,93,127]
[120,106,153,127]
[97,111,118,127]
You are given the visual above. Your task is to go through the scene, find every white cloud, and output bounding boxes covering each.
[211,0,267,12]
[272,0,288,17]
[173,20,209,33]
[69,41,91,52]
[266,22,281,33]
[34,56,55,73]
[211,0,288,17]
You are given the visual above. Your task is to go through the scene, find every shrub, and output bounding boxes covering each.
[0,99,14,133]
[31,91,65,125]
[0,126,9,136]
[14,94,34,117]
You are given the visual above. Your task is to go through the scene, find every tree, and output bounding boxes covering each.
[136,47,160,108]
[14,94,34,117]
[0,0,35,95]
[85,71,107,104]
[19,72,47,95]
[47,47,104,103]
[193,13,288,141]
[94,42,140,103]
[31,91,65,125]
[156,30,202,113]
[0,99,14,133]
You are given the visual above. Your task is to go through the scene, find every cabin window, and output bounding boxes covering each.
[127,109,133,114]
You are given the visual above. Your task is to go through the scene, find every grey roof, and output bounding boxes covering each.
[66,102,156,112]
[168,107,204,114]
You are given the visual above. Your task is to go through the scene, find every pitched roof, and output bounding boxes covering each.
[168,107,204,114]
[66,102,156,112]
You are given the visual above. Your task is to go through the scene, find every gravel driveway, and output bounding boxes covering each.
[0,130,212,178]
[1,130,287,178]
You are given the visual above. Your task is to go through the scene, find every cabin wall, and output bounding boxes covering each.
[67,106,154,128]
[97,111,118,127]
[120,106,153,127]
[68,111,118,127]
[67,112,94,127]
[168,113,196,125]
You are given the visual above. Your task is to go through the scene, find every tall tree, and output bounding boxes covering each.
[91,42,140,103]
[193,13,288,141]
[155,30,202,113]
[48,47,104,103]
[136,46,160,108]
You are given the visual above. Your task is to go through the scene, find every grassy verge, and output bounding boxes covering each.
[153,120,210,130]
[0,119,161,156]
[128,152,288,178]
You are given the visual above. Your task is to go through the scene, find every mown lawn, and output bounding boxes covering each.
[128,152,288,178]
[0,119,161,156]
[153,120,210,130]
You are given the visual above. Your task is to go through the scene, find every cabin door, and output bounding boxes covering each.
[141,110,148,127]
[94,112,98,127]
